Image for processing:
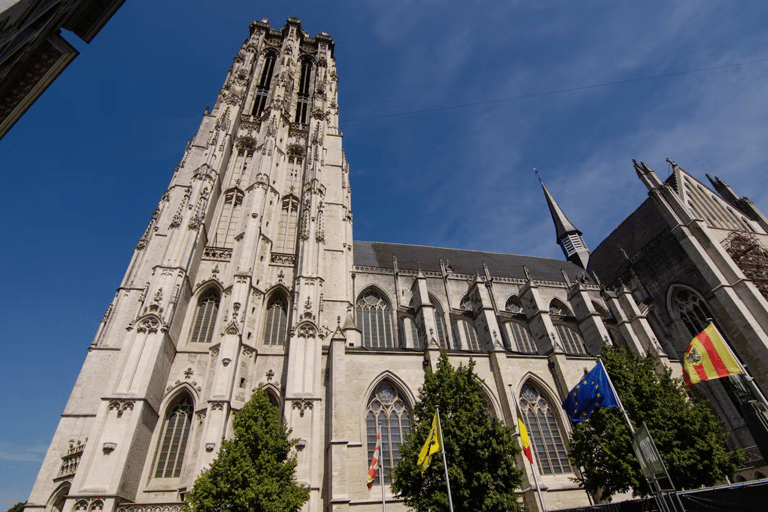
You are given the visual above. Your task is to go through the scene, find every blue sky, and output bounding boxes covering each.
[2,0,768,506]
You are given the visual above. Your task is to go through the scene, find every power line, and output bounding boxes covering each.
[344,57,768,123]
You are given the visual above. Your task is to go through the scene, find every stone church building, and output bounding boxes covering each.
[23,17,768,512]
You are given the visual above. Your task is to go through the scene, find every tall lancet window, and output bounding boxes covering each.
[672,288,711,337]
[264,295,288,346]
[366,382,411,485]
[190,290,219,343]
[215,189,244,248]
[431,296,449,349]
[154,395,193,478]
[252,52,276,117]
[357,289,394,348]
[294,58,312,124]
[275,196,299,253]
[520,384,571,475]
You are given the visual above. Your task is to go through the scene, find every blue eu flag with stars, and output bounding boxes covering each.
[562,361,619,422]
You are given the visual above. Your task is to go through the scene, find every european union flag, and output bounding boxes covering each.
[562,361,619,422]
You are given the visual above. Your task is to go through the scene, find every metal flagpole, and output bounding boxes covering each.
[378,420,387,512]
[599,358,680,511]
[435,405,455,512]
[597,357,636,435]
[509,385,546,512]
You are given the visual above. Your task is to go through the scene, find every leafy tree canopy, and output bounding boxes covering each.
[7,503,25,512]
[568,345,745,500]
[186,386,309,512]
[391,350,524,511]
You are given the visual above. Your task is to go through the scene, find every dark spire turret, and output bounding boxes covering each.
[540,178,590,268]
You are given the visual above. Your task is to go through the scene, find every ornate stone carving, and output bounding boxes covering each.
[203,246,232,261]
[196,411,206,423]
[292,399,313,417]
[59,438,87,477]
[108,400,135,417]
[117,505,184,512]
[136,317,160,334]
[271,254,296,266]
[297,323,317,338]
[210,402,225,411]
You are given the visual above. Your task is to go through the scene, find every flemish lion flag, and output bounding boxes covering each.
[366,430,381,490]
[518,418,533,464]
[417,412,440,472]
[683,323,742,388]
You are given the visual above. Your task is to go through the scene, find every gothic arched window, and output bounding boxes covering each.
[431,296,449,349]
[520,384,571,475]
[505,296,524,314]
[252,52,276,116]
[672,288,711,337]
[215,189,244,248]
[190,290,219,343]
[555,324,587,354]
[154,395,193,478]
[295,58,312,124]
[506,321,536,353]
[452,319,479,351]
[399,317,423,349]
[275,196,299,253]
[264,295,288,346]
[366,382,411,486]
[357,289,394,348]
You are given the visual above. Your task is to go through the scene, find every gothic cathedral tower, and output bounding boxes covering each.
[26,17,351,512]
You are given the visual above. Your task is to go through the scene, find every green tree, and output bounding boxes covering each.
[186,386,309,512]
[391,350,524,511]
[7,503,25,512]
[568,345,745,500]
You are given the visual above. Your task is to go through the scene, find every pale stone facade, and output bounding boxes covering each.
[23,17,768,512]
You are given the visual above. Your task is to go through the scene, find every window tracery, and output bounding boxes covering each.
[264,295,288,346]
[190,290,219,343]
[672,288,711,337]
[506,321,536,353]
[252,52,276,116]
[520,384,571,475]
[555,324,586,354]
[295,58,312,124]
[215,189,244,248]
[275,196,299,253]
[154,395,193,478]
[366,382,411,486]
[505,296,524,314]
[432,296,449,349]
[357,290,394,348]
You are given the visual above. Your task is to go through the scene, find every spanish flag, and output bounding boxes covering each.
[417,413,440,472]
[518,418,533,464]
[683,323,742,388]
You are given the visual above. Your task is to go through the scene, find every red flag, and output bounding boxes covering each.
[367,430,381,489]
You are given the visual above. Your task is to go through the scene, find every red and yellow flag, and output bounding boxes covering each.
[366,430,381,489]
[683,323,742,388]
[518,418,533,464]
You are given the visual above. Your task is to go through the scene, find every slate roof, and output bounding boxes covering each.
[587,197,668,284]
[353,240,590,283]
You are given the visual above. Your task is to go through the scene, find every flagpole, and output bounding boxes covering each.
[598,357,636,435]
[378,420,387,512]
[509,385,546,512]
[435,405,455,512]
